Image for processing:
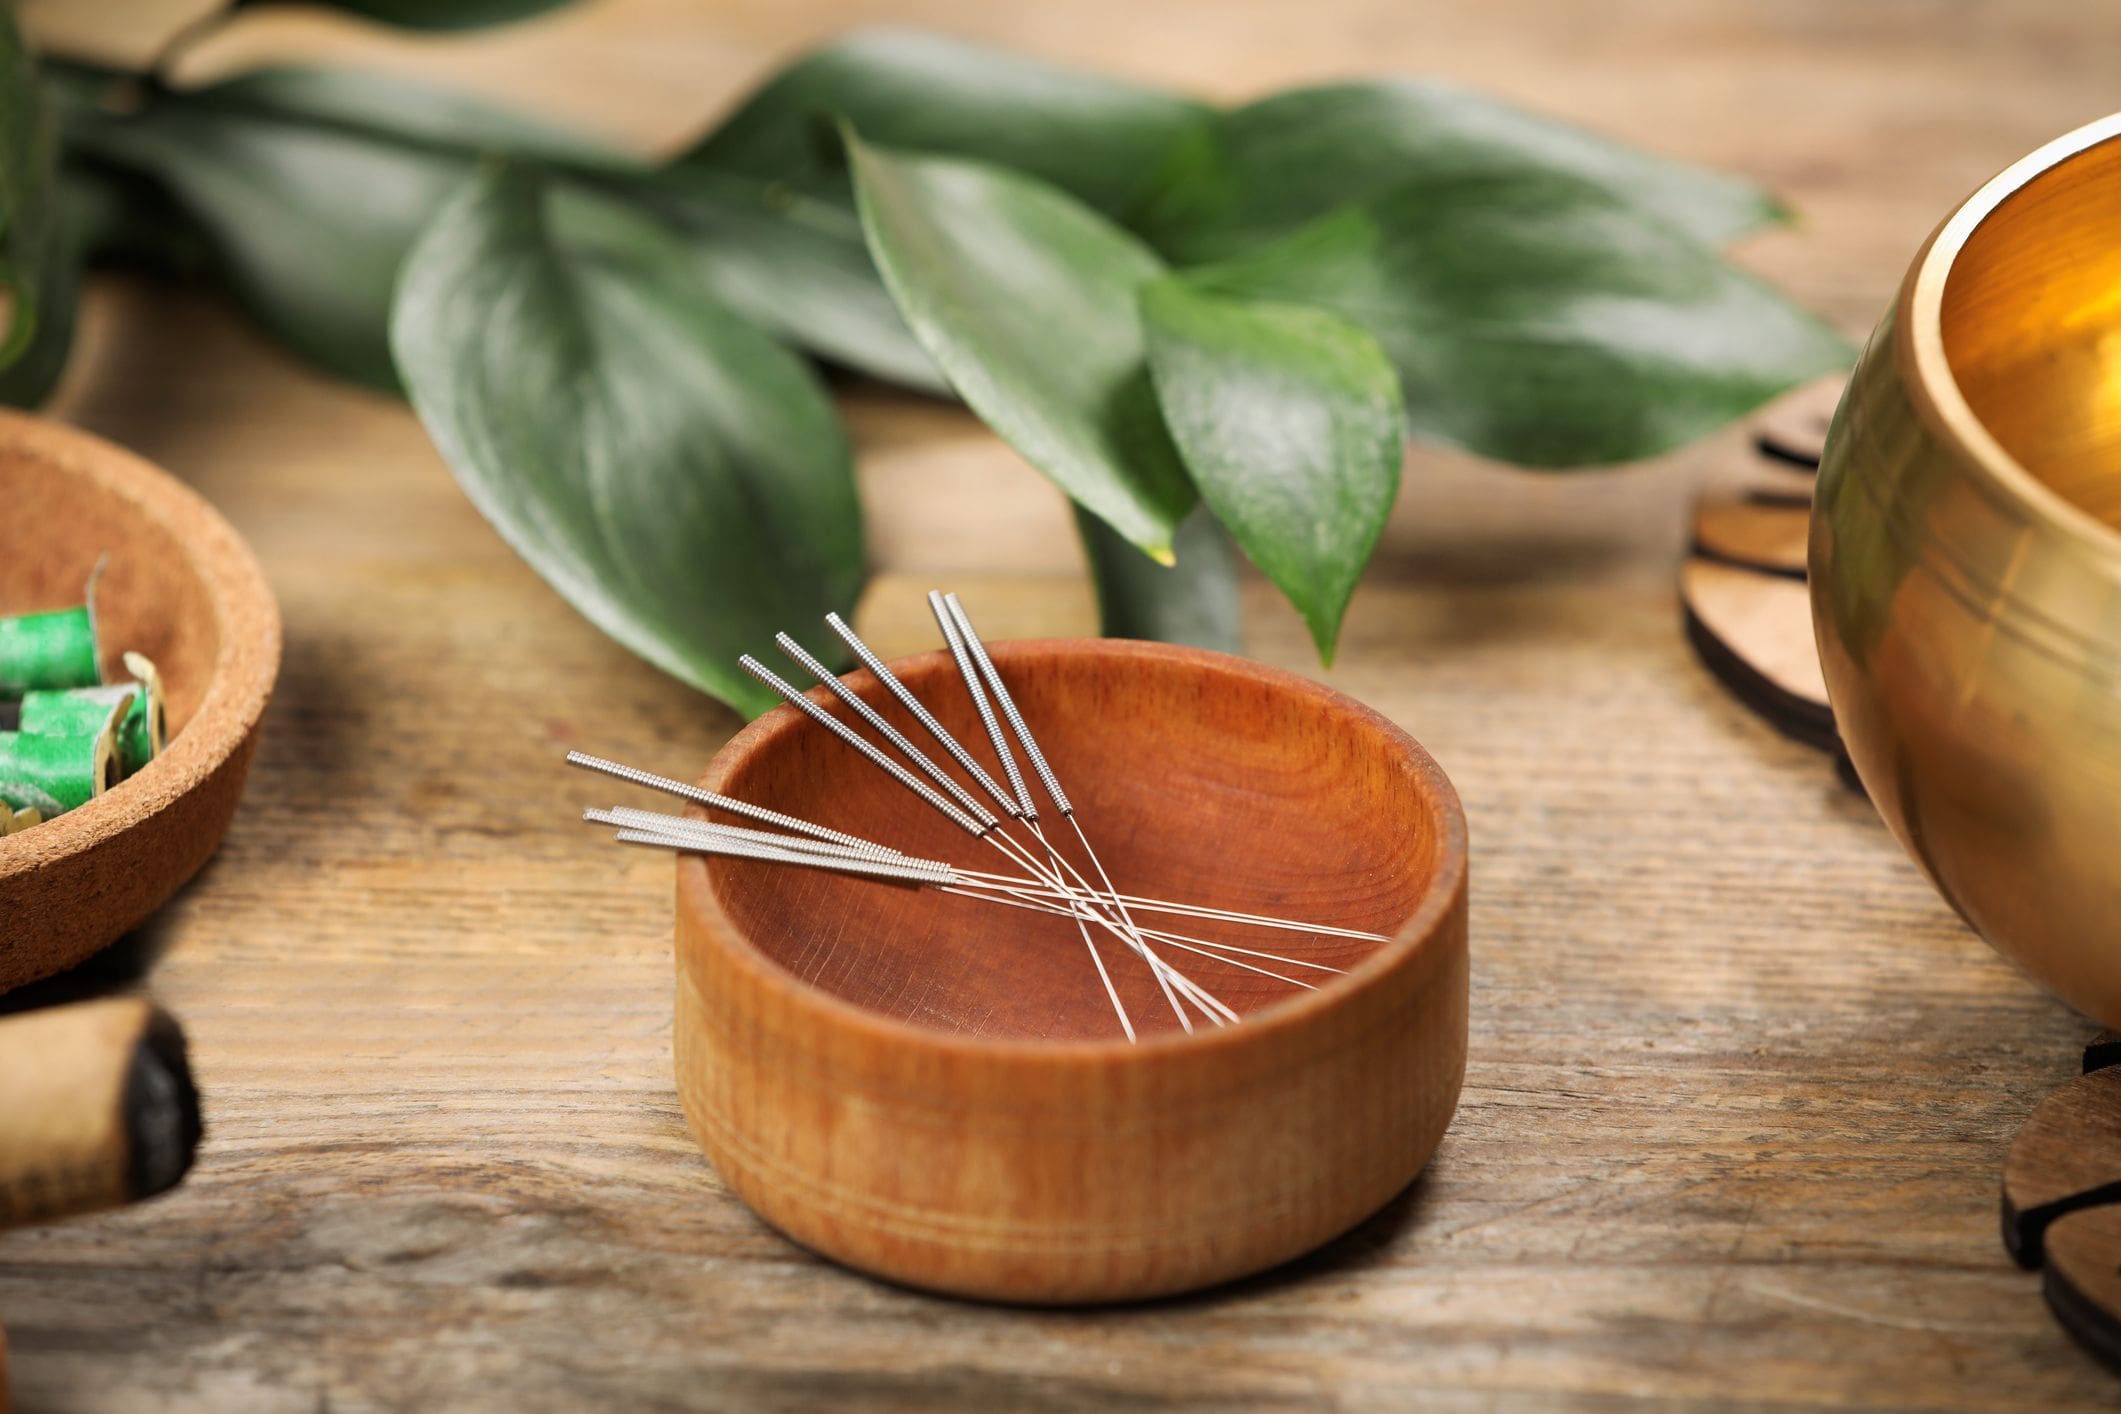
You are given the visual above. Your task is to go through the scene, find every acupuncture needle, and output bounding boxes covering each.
[771,634,1154,1021]
[589,808,901,864]
[610,823,1339,985]
[611,828,951,886]
[938,593,1223,1024]
[825,612,1021,819]
[825,613,1387,943]
[740,640,1169,956]
[774,632,1137,1041]
[565,750,899,855]
[573,714,1376,946]
[578,604,1360,1033]
[824,611,1124,918]
[923,591,1176,1029]
[925,593,1209,1031]
[740,647,1153,1039]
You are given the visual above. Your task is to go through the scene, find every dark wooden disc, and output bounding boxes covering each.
[1680,556,1837,753]
[1679,377,1856,768]
[2002,1034,2121,1369]
[1754,374,1847,468]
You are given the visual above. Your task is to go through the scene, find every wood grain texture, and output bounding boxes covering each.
[1,0,2118,1408]
[677,639,1467,1301]
[1692,494,1814,576]
[0,412,280,992]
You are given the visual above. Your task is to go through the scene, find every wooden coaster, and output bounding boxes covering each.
[2002,1033,2121,1369]
[1754,373,1844,468]
[1681,377,1850,762]
[1681,558,1836,752]
[1692,490,1811,578]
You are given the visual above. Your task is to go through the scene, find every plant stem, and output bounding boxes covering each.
[144,3,233,87]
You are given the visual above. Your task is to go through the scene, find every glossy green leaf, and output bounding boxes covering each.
[0,166,116,408]
[659,28,1208,392]
[1141,279,1400,661]
[0,8,58,385]
[390,166,863,717]
[849,134,1193,560]
[1077,503,1240,653]
[685,29,1209,218]
[232,0,575,30]
[1139,80,1788,264]
[1183,173,1852,468]
[630,166,943,392]
[174,68,632,168]
[62,67,633,388]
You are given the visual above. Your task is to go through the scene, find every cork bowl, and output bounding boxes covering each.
[673,638,1469,1304]
[0,411,279,992]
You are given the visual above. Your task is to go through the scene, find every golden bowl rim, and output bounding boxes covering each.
[1903,111,2121,557]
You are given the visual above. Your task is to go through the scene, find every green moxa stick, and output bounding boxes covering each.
[0,605,100,696]
[0,724,118,816]
[20,652,162,776]
[19,686,130,738]
[0,561,110,699]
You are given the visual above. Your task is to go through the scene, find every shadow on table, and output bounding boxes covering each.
[0,905,187,1016]
[1024,1168,1441,1319]
[1172,1167,1439,1305]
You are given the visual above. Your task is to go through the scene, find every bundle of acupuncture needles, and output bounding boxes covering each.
[571,592,1388,1043]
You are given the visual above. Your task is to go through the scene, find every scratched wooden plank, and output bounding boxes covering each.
[1,0,2116,1408]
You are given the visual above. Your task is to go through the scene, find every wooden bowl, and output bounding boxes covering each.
[674,638,1468,1304]
[0,411,279,993]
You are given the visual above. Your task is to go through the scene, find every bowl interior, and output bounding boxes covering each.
[0,451,219,737]
[1941,129,2121,532]
[705,642,1453,1044]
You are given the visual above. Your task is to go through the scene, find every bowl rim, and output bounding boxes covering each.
[680,635,1469,1064]
[0,409,281,874]
[1901,111,2121,558]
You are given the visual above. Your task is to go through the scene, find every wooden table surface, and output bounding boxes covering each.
[5,1,2121,1408]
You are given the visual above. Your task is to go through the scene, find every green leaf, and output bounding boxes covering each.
[848,134,1193,561]
[61,66,634,389]
[629,166,944,392]
[1077,503,1240,653]
[232,0,575,30]
[683,29,1210,218]
[659,28,1209,392]
[0,166,112,408]
[1141,279,1399,661]
[0,7,58,384]
[390,166,864,717]
[1183,173,1852,468]
[176,68,632,169]
[1138,80,1788,264]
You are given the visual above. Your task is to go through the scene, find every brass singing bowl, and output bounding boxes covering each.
[1812,114,2121,1025]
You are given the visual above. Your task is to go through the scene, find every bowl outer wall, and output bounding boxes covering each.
[1811,116,2121,1026]
[671,638,1469,1304]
